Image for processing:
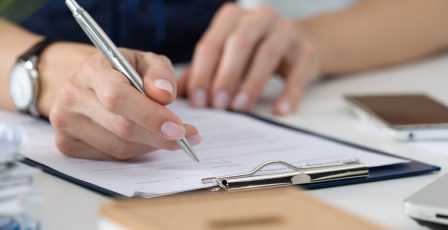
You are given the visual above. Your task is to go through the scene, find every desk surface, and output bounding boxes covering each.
[25,54,448,230]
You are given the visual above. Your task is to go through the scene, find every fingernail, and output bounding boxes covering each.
[154,79,174,96]
[278,100,292,114]
[232,92,249,111]
[187,134,201,146]
[161,121,185,140]
[213,90,230,109]
[192,89,207,107]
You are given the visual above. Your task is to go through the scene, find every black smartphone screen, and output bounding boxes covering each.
[345,94,448,127]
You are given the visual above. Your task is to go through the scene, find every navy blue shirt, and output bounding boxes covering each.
[21,0,230,63]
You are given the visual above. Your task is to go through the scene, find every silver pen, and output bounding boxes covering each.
[65,0,199,163]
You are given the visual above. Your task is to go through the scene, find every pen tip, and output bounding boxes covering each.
[189,148,200,163]
[193,155,200,163]
[176,138,200,163]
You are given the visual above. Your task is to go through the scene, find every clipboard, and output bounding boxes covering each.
[201,160,369,192]
[20,113,440,197]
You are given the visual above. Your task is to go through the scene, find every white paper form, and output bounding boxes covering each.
[1,100,407,197]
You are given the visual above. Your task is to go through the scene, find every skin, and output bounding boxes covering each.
[2,0,448,160]
[0,20,200,160]
[179,0,448,115]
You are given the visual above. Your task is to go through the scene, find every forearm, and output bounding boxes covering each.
[298,0,448,75]
[0,19,95,116]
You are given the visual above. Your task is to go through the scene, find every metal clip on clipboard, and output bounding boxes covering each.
[201,160,369,192]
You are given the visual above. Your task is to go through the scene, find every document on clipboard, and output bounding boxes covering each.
[2,100,437,197]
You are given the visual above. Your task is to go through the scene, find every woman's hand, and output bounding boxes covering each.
[178,3,321,115]
[48,46,200,160]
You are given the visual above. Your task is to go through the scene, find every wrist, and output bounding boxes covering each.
[0,21,42,111]
[37,42,96,117]
[296,14,340,76]
[292,22,325,78]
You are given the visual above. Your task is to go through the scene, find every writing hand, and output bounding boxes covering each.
[50,48,200,160]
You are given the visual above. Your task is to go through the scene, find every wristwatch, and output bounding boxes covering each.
[9,38,57,117]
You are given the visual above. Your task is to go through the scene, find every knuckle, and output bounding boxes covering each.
[144,51,157,60]
[117,47,131,53]
[140,112,158,131]
[99,88,123,113]
[55,135,74,156]
[157,54,172,65]
[260,42,282,58]
[196,36,219,55]
[49,106,67,129]
[228,33,253,51]
[301,41,317,55]
[219,2,239,17]
[279,20,294,30]
[278,21,298,40]
[84,53,102,71]
[60,80,78,106]
[111,143,136,160]
[243,83,264,98]
[255,7,277,18]
[163,142,180,151]
[115,118,137,140]
[212,77,235,93]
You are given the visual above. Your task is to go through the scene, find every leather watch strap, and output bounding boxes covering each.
[18,38,58,61]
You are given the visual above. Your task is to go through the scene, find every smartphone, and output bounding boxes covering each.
[344,94,448,141]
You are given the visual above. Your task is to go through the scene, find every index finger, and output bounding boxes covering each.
[120,49,177,106]
[83,58,190,141]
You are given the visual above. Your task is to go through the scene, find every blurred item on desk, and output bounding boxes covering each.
[99,187,385,230]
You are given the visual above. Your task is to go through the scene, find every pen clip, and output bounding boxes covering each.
[202,160,368,192]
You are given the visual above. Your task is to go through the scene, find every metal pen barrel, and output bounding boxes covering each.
[66,0,199,163]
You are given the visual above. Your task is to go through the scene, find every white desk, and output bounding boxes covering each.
[25,54,448,230]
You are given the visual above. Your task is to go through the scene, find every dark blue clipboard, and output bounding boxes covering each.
[20,113,441,197]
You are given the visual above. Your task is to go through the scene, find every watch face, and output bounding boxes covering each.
[9,64,34,110]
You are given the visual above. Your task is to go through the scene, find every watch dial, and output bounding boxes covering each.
[9,65,34,110]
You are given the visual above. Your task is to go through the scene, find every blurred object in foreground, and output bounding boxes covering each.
[99,187,385,230]
[0,124,40,230]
